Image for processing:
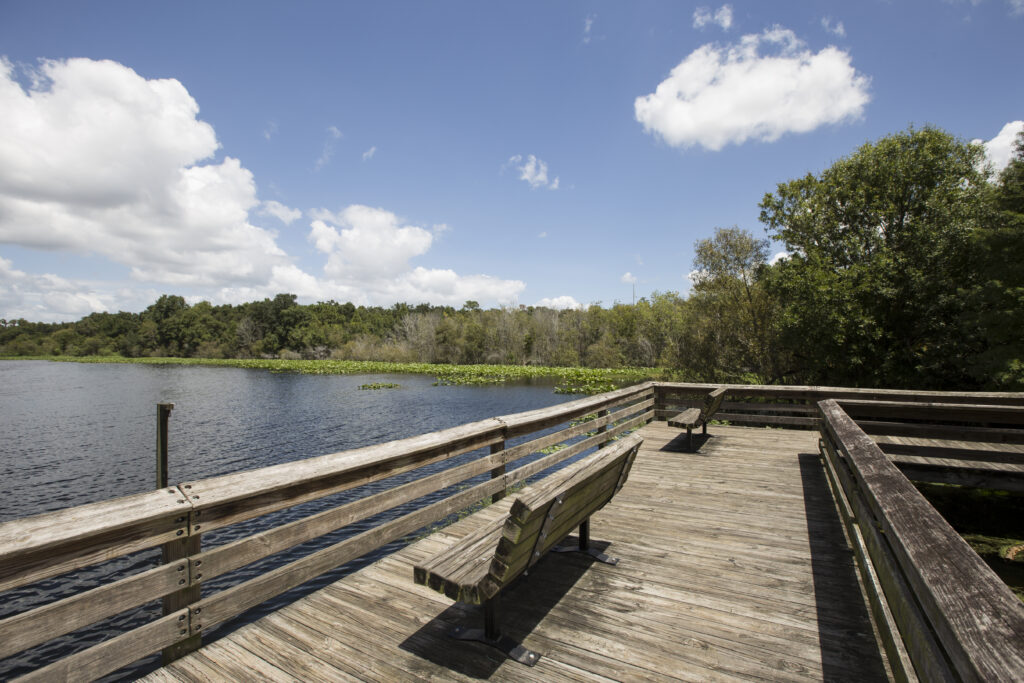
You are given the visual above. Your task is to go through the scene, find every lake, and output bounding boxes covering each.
[0,360,579,679]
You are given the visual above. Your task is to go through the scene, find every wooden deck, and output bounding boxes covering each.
[141,422,893,682]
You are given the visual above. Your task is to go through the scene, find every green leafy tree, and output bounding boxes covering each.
[681,227,781,382]
[759,126,990,388]
[968,131,1024,387]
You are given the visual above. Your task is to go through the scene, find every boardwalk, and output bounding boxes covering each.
[142,423,892,682]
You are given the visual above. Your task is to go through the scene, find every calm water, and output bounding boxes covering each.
[0,360,579,679]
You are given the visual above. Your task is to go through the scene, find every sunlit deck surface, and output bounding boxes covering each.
[142,422,892,682]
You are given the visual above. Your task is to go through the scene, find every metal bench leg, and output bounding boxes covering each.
[552,519,619,565]
[687,426,693,451]
[449,596,540,666]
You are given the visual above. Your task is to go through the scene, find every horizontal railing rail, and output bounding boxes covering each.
[817,399,1024,682]
[655,383,1024,430]
[0,382,656,682]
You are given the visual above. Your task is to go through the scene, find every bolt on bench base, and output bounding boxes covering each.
[449,597,541,666]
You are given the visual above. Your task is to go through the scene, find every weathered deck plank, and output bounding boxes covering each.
[142,423,892,682]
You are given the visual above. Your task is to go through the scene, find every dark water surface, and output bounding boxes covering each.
[0,360,578,679]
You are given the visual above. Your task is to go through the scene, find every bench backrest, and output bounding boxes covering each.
[701,387,727,423]
[478,433,642,599]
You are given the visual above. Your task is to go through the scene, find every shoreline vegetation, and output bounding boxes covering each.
[0,355,661,395]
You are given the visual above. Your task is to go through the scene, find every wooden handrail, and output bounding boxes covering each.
[0,487,190,593]
[0,382,655,681]
[657,381,1024,404]
[818,399,1024,681]
[835,399,1024,424]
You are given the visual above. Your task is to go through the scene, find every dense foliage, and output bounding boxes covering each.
[3,126,1022,390]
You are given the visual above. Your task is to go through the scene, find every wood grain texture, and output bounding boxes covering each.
[16,609,189,683]
[143,423,896,683]
[0,487,189,592]
[0,561,185,659]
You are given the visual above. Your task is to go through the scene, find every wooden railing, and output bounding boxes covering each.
[655,382,1024,430]
[5,379,1024,681]
[818,399,1024,682]
[0,383,656,681]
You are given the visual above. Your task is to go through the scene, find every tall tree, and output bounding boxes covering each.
[684,227,782,382]
[968,132,1024,388]
[759,126,990,388]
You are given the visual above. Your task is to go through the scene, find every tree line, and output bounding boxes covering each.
[3,126,1022,390]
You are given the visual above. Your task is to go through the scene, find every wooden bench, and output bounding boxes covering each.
[668,387,726,450]
[413,433,643,666]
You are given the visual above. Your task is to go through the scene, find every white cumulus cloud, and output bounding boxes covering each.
[0,57,289,289]
[536,296,582,310]
[305,205,525,306]
[621,272,638,284]
[309,205,434,280]
[507,154,560,190]
[977,120,1024,173]
[635,27,870,151]
[693,5,733,31]
[0,57,530,320]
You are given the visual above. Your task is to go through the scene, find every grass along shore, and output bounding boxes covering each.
[0,355,663,394]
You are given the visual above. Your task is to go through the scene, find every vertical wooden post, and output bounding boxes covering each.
[156,403,202,664]
[490,441,507,503]
[156,403,173,489]
[597,409,610,449]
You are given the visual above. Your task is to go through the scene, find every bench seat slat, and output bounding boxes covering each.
[416,518,506,603]
[667,407,701,428]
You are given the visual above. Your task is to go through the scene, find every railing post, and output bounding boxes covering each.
[156,403,173,489]
[155,403,202,664]
[597,409,610,448]
[490,441,507,503]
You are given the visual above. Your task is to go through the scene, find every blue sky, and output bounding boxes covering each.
[1,1,1021,321]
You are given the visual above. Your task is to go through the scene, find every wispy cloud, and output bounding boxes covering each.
[362,145,377,161]
[583,14,596,43]
[507,154,560,190]
[693,4,733,31]
[821,17,846,37]
[263,120,278,140]
[621,272,638,284]
[315,125,343,170]
[635,26,870,151]
[260,200,302,225]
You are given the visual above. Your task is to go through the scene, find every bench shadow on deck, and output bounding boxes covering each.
[146,423,892,682]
